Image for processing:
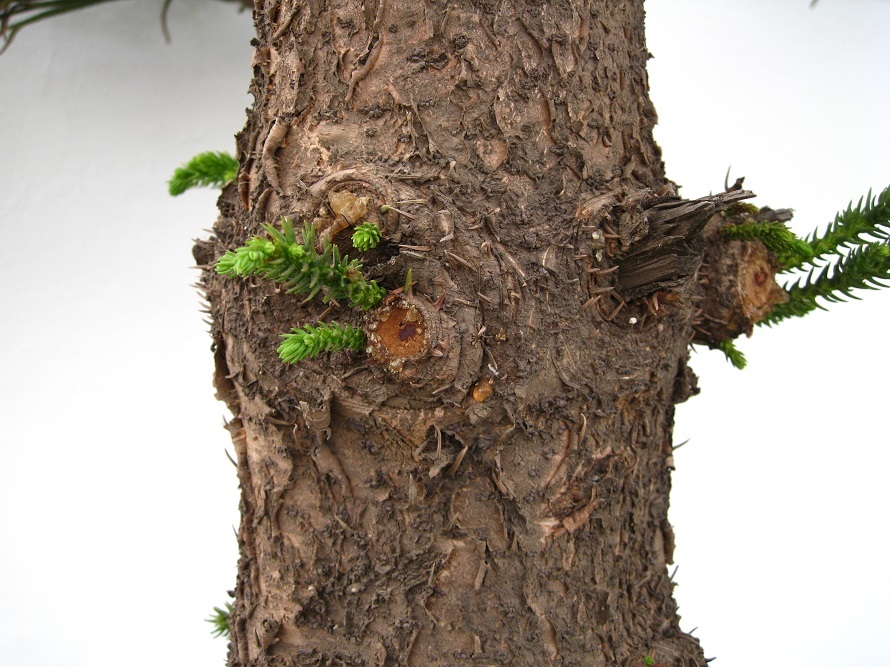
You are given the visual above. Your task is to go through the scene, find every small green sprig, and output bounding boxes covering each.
[722,221,813,269]
[168,151,239,196]
[757,185,890,327]
[206,602,232,638]
[278,321,365,363]
[216,218,385,310]
[806,186,890,260]
[351,222,382,251]
[711,339,747,370]
[761,242,890,326]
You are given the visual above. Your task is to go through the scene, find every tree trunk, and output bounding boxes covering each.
[196,2,759,665]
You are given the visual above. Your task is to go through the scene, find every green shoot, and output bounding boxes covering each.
[206,602,232,638]
[760,243,890,326]
[217,219,383,365]
[711,339,747,370]
[351,222,382,251]
[216,218,386,310]
[168,151,239,196]
[757,185,890,327]
[278,322,365,363]
[806,186,890,261]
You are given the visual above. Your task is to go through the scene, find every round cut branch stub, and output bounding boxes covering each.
[366,298,433,373]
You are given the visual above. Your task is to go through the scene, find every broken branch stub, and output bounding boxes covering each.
[615,191,755,300]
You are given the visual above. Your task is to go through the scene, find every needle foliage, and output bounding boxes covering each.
[216,217,385,311]
[1,0,251,54]
[711,339,747,370]
[760,185,890,326]
[351,222,382,251]
[278,322,365,364]
[1,1,117,53]
[806,186,890,261]
[760,242,890,326]
[206,602,232,638]
[216,218,385,364]
[168,151,238,196]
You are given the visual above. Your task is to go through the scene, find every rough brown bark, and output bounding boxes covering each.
[195,2,776,665]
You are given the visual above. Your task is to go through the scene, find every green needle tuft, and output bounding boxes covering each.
[278,322,365,363]
[807,186,890,260]
[351,222,382,251]
[761,242,890,326]
[757,185,890,327]
[168,151,238,196]
[216,218,386,310]
[711,339,747,370]
[206,603,232,638]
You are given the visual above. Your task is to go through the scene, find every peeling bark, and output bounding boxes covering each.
[192,2,774,665]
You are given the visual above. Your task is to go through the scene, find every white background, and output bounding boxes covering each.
[0,1,887,666]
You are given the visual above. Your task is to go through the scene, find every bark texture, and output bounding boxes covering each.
[195,2,769,665]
